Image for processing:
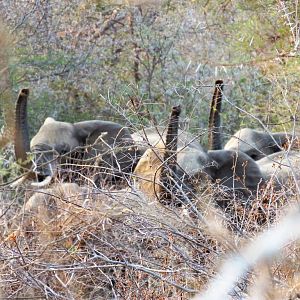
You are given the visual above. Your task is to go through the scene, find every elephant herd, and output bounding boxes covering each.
[13,83,300,205]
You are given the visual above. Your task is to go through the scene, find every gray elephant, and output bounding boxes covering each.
[206,81,297,160]
[258,150,300,189]
[14,89,140,187]
[207,149,265,197]
[224,128,294,160]
[206,81,300,192]
[134,105,265,204]
[206,81,265,196]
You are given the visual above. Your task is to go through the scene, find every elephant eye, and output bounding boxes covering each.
[56,143,71,154]
[246,151,258,160]
[251,154,258,160]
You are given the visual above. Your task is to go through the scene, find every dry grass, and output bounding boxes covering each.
[0,154,300,299]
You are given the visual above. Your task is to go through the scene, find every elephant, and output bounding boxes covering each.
[224,128,295,160]
[207,149,265,196]
[134,105,213,204]
[14,89,140,187]
[206,81,265,196]
[132,126,211,178]
[134,104,266,204]
[206,80,298,160]
[258,150,300,189]
[206,81,299,192]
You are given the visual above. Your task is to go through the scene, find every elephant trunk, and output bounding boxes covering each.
[14,89,31,168]
[31,175,53,188]
[208,80,224,150]
[30,145,59,187]
[159,105,181,205]
[163,105,180,171]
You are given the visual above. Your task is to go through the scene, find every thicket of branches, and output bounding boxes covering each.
[1,0,299,138]
[0,1,300,299]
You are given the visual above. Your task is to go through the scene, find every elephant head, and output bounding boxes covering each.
[206,80,297,161]
[205,82,266,196]
[207,149,265,197]
[14,89,139,187]
[132,127,213,179]
[133,105,214,203]
[224,128,294,160]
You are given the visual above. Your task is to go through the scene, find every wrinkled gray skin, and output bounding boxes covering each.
[133,126,266,197]
[132,126,213,178]
[258,150,300,188]
[32,118,137,177]
[224,128,293,160]
[14,89,139,187]
[205,80,299,194]
[206,82,294,160]
[205,81,266,196]
[207,150,265,196]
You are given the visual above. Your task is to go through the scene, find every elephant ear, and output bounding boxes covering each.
[74,120,132,145]
[272,132,293,150]
[74,120,140,179]
[207,150,265,195]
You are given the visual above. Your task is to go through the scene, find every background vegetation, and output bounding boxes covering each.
[0,1,300,299]
[1,0,299,143]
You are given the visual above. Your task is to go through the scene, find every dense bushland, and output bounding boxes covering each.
[0,1,300,299]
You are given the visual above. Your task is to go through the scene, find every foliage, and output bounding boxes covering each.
[1,0,298,140]
[0,1,300,298]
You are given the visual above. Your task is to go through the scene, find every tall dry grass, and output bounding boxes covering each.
[0,157,300,299]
